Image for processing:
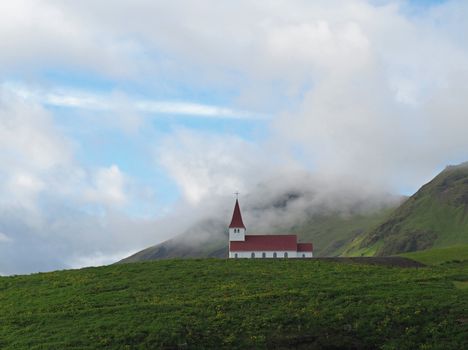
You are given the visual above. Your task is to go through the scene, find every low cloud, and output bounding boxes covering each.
[156,127,401,246]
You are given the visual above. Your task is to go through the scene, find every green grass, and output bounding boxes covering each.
[400,245,468,265]
[1,259,467,349]
[454,281,468,290]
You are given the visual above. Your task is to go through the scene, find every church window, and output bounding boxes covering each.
[273,252,277,258]
[262,252,266,258]
[284,252,288,258]
[251,252,255,258]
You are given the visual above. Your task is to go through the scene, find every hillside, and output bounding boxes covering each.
[1,259,467,349]
[120,206,396,263]
[400,244,468,265]
[345,162,468,257]
[120,219,229,263]
[289,208,395,256]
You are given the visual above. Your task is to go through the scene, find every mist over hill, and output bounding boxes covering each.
[122,162,468,262]
[120,173,402,263]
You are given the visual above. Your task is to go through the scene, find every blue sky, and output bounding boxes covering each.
[1,0,467,274]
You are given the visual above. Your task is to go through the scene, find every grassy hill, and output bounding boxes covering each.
[1,259,467,349]
[400,244,468,265]
[345,163,468,257]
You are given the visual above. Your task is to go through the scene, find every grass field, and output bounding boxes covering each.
[0,259,467,349]
[400,244,468,265]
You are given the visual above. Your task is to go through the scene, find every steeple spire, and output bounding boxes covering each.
[229,199,246,229]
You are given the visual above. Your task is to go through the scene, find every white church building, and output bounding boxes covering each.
[228,199,313,259]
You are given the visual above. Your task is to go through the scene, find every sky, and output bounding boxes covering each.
[1,0,468,275]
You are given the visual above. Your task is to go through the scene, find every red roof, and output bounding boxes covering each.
[229,199,246,228]
[297,243,313,252]
[230,235,297,251]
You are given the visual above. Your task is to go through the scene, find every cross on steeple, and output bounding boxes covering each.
[234,191,240,199]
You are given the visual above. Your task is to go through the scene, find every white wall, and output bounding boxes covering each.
[229,250,312,258]
[296,252,313,258]
[229,228,245,241]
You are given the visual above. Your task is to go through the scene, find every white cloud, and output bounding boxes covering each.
[0,1,144,78]
[158,129,274,205]
[0,90,165,274]
[0,87,73,210]
[269,1,468,191]
[2,82,263,120]
[0,232,12,243]
[135,100,262,119]
[84,165,127,207]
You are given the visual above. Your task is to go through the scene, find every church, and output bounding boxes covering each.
[228,199,313,258]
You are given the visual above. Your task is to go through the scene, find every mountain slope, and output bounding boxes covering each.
[345,162,468,256]
[120,219,228,263]
[289,208,395,256]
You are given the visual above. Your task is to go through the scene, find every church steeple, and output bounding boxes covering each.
[229,198,246,242]
[229,199,246,229]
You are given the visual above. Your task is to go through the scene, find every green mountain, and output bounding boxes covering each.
[345,162,468,256]
[1,259,467,349]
